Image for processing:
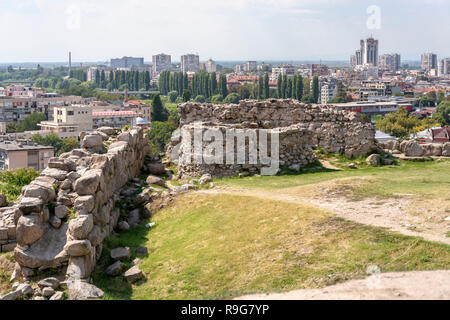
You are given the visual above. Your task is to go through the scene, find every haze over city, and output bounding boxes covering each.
[1,0,449,62]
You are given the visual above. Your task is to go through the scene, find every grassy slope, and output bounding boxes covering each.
[92,161,450,299]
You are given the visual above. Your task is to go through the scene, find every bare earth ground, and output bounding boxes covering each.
[197,177,450,300]
[235,270,450,300]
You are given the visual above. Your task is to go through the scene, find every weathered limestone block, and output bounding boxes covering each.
[41,167,68,181]
[16,215,45,246]
[64,240,92,257]
[68,214,94,239]
[66,280,104,300]
[73,169,102,195]
[443,143,450,156]
[18,197,44,214]
[97,127,116,136]
[48,157,77,172]
[404,141,425,157]
[110,247,130,260]
[22,182,55,203]
[55,205,70,219]
[81,134,103,149]
[74,195,95,213]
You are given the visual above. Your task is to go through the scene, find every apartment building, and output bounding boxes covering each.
[0,138,54,171]
[421,53,437,71]
[181,54,200,73]
[152,53,172,75]
[379,54,401,71]
[110,56,144,69]
[200,59,217,73]
[38,104,93,134]
[0,95,93,127]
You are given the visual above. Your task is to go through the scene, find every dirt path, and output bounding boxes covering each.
[198,185,450,245]
[235,270,450,300]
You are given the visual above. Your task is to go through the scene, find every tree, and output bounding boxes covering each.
[151,94,169,122]
[302,94,315,104]
[194,95,206,103]
[211,94,223,104]
[168,90,178,103]
[17,113,47,132]
[218,73,228,98]
[182,89,191,102]
[295,75,303,101]
[312,76,319,103]
[375,108,437,138]
[146,121,177,153]
[258,75,264,99]
[435,100,450,125]
[277,75,282,98]
[223,93,240,104]
[264,73,269,99]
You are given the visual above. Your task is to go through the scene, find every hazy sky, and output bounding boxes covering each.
[0,0,449,62]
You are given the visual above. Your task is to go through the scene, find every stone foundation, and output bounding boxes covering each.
[169,99,376,177]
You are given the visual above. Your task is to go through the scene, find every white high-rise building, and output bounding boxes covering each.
[152,53,171,75]
[360,37,379,66]
[181,54,200,73]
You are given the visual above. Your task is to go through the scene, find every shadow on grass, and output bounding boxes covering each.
[91,221,151,300]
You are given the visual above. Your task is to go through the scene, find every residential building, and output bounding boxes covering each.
[152,53,172,75]
[5,85,45,98]
[243,61,257,72]
[110,56,144,69]
[311,64,329,77]
[421,53,437,71]
[92,110,137,129]
[181,54,200,73]
[38,104,93,134]
[0,95,93,124]
[320,82,338,104]
[438,58,450,76]
[200,59,217,73]
[360,37,379,66]
[379,54,401,71]
[125,100,151,123]
[328,101,413,116]
[270,65,296,81]
[87,65,111,82]
[0,138,54,171]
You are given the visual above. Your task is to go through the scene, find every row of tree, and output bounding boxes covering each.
[158,71,188,96]
[69,69,151,91]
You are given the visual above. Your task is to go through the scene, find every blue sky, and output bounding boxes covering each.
[0,0,448,62]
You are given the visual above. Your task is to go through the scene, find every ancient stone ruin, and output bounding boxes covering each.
[379,139,450,157]
[0,126,150,287]
[167,99,376,177]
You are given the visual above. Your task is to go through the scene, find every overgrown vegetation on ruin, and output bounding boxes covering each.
[0,168,40,203]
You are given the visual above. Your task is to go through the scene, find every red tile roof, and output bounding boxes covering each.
[92,111,137,117]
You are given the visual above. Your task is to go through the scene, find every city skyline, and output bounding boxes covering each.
[0,0,449,63]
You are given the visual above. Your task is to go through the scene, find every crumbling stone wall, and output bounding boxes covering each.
[0,126,150,282]
[169,99,376,177]
[379,139,450,157]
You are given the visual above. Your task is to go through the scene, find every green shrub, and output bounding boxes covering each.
[0,168,40,202]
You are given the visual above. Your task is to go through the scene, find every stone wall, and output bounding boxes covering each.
[170,99,376,177]
[0,126,150,281]
[379,139,450,157]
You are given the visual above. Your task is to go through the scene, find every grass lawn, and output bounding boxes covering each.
[92,179,450,299]
[218,159,450,201]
